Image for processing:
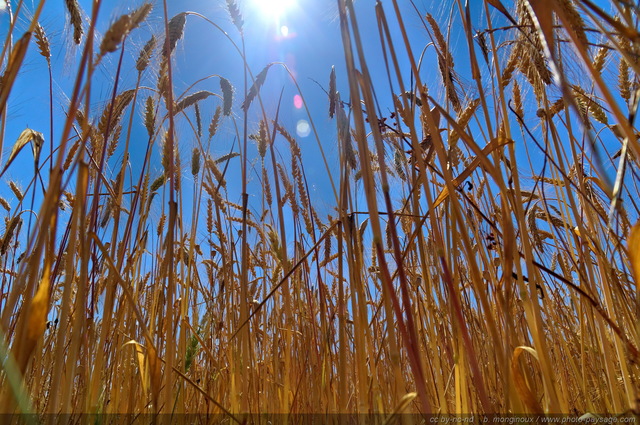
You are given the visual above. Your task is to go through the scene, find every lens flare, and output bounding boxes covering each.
[296,120,310,138]
[252,0,295,20]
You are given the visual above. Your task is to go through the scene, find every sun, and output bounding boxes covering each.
[251,0,295,20]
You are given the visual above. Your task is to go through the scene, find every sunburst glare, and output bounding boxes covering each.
[251,0,296,20]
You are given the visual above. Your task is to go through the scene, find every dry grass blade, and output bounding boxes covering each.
[485,0,517,24]
[628,222,640,282]
[383,392,417,425]
[525,0,556,56]
[0,32,32,119]
[122,340,148,394]
[231,220,338,340]
[17,267,51,374]
[511,347,545,414]
[0,128,44,178]
[171,366,243,424]
[432,137,513,208]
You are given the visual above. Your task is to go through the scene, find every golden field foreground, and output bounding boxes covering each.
[0,0,638,420]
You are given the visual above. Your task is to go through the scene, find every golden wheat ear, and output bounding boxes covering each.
[64,0,83,44]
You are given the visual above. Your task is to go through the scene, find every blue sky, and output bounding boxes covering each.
[0,0,442,224]
[0,0,622,251]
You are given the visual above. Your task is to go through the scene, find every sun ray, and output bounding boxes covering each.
[251,0,295,20]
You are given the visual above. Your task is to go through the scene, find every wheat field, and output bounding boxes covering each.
[0,0,638,421]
